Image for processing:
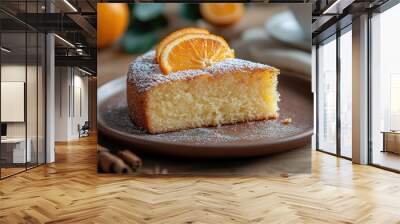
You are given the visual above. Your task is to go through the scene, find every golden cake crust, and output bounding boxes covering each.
[127,82,150,131]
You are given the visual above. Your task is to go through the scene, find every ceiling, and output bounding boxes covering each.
[0,0,96,74]
[0,0,96,14]
[311,0,391,43]
[1,32,45,64]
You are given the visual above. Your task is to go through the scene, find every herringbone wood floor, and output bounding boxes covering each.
[1,135,400,224]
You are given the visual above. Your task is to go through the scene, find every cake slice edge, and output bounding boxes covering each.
[127,68,279,134]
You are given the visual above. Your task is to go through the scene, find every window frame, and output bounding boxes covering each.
[0,0,47,180]
[315,23,353,160]
[367,0,400,173]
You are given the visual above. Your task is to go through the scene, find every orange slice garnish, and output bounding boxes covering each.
[200,3,245,27]
[155,27,210,63]
[159,33,234,74]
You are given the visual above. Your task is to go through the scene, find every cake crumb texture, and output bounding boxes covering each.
[127,50,280,134]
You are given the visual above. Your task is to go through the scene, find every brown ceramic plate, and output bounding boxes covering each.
[98,73,313,158]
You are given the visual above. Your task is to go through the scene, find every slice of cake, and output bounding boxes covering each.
[127,28,279,134]
[127,51,279,134]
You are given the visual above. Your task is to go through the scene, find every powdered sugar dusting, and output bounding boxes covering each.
[127,50,278,92]
[103,105,305,145]
[207,58,276,75]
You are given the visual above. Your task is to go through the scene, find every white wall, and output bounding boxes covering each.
[1,65,26,138]
[1,65,40,138]
[55,66,70,141]
[71,73,89,138]
[54,67,89,141]
[1,64,46,164]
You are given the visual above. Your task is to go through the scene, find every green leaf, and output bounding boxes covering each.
[120,30,159,54]
[180,4,201,21]
[134,4,165,22]
[128,14,168,34]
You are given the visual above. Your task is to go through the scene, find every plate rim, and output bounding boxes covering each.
[265,11,309,51]
[98,75,313,151]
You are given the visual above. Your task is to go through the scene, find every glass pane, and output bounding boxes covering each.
[371,4,400,171]
[0,0,46,178]
[26,0,38,169]
[1,30,27,177]
[340,29,352,158]
[27,31,38,169]
[38,33,45,165]
[317,37,337,154]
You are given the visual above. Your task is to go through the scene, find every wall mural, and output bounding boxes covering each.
[96,3,313,176]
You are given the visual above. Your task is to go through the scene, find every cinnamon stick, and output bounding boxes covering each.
[98,151,132,174]
[117,150,142,171]
[97,145,110,153]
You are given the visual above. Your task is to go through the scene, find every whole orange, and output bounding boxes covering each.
[97,3,130,48]
[200,3,244,27]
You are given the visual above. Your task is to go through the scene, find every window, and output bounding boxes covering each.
[0,1,46,179]
[316,26,353,159]
[317,36,337,154]
[370,2,400,171]
[339,28,352,158]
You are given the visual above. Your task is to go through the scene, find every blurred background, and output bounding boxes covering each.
[97,3,311,86]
